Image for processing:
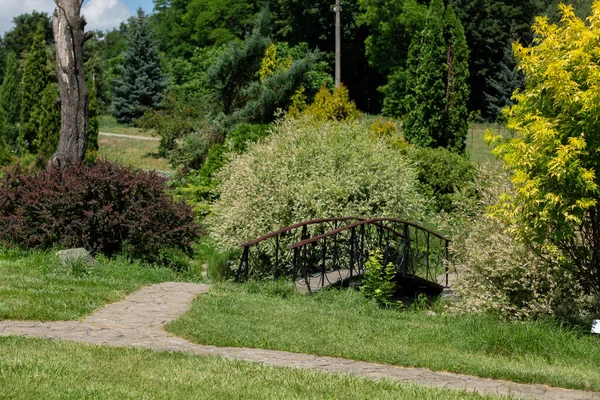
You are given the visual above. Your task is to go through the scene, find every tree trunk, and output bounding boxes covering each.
[49,0,88,169]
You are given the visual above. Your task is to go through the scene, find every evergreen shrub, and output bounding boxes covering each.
[0,161,200,266]
[302,85,360,121]
[209,116,428,250]
[407,146,476,212]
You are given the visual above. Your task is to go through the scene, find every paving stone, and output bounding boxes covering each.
[0,281,599,400]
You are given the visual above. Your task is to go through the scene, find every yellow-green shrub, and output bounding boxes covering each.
[301,84,361,121]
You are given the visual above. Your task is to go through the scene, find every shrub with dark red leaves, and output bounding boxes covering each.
[0,161,200,263]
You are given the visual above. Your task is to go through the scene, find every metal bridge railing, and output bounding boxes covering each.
[236,217,450,295]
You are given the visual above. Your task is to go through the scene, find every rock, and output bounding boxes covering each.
[424,310,437,316]
[56,248,99,267]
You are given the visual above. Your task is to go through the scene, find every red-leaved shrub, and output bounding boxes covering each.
[0,161,200,262]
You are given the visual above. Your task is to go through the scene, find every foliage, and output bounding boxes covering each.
[19,22,47,154]
[1,11,53,60]
[206,9,271,117]
[403,0,470,153]
[0,108,12,166]
[196,238,240,281]
[483,47,524,120]
[0,161,200,266]
[209,116,427,250]
[141,90,210,159]
[87,79,99,153]
[169,45,227,97]
[369,117,406,149]
[301,85,361,121]
[488,2,600,299]
[84,32,111,114]
[174,123,270,216]
[153,0,258,57]
[361,249,398,306]
[112,9,166,124]
[32,84,60,161]
[408,146,476,212]
[450,168,593,320]
[0,52,21,127]
[452,214,592,321]
[358,0,428,75]
[450,0,547,119]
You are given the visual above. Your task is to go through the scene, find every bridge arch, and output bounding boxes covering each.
[236,217,450,295]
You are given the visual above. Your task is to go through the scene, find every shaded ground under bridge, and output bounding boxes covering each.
[236,217,450,295]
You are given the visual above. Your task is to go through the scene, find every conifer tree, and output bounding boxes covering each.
[112,9,165,124]
[87,78,99,152]
[484,47,524,120]
[404,0,447,148]
[0,52,21,126]
[442,5,470,153]
[19,22,47,153]
[403,0,470,153]
[33,84,61,161]
[0,107,12,165]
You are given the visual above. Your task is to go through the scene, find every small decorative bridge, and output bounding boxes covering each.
[236,217,450,295]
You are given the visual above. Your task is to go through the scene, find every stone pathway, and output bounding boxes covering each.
[1,282,599,400]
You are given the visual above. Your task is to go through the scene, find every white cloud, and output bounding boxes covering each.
[0,0,133,35]
[82,0,132,32]
[0,0,55,35]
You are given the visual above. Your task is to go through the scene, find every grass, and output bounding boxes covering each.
[167,283,600,392]
[98,114,155,137]
[0,250,177,321]
[98,135,172,172]
[0,336,507,399]
[466,122,510,164]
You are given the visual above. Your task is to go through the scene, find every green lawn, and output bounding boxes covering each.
[466,122,509,164]
[98,115,156,137]
[98,135,172,172]
[0,250,176,321]
[167,283,600,392]
[0,336,507,400]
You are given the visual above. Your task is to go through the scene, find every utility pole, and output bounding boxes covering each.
[335,0,341,87]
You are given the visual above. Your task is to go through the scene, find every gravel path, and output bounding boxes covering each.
[1,282,598,400]
[99,131,160,141]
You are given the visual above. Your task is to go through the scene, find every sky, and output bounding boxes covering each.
[0,0,155,35]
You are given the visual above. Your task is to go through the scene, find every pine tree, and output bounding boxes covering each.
[33,84,61,161]
[19,22,47,153]
[483,47,524,120]
[442,5,470,153]
[112,9,165,124]
[0,106,12,165]
[403,0,470,153]
[404,0,447,148]
[0,52,21,126]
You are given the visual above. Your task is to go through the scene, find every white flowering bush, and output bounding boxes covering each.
[450,170,593,320]
[208,116,428,250]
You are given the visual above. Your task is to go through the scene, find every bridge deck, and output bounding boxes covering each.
[296,269,446,295]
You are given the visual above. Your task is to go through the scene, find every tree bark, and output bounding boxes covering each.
[49,0,88,169]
